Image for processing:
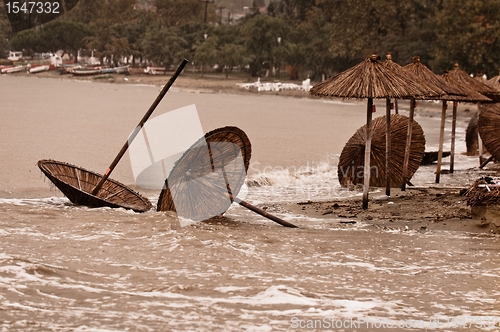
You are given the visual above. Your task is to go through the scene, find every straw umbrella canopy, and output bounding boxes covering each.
[448,63,500,100]
[488,69,500,90]
[478,103,500,163]
[338,114,425,188]
[310,54,441,209]
[447,63,499,162]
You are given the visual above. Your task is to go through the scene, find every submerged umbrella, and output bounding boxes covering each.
[338,114,425,188]
[38,59,188,211]
[157,126,297,228]
[310,54,441,209]
[478,103,500,163]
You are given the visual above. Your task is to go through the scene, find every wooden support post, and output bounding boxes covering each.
[401,99,415,191]
[385,98,391,196]
[450,101,458,173]
[363,98,373,209]
[394,99,399,114]
[477,103,484,164]
[436,100,447,183]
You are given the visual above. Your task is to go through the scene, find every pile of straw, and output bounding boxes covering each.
[465,177,500,206]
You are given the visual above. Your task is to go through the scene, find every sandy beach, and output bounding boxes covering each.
[0,71,499,331]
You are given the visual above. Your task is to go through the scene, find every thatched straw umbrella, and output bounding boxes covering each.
[478,103,500,163]
[403,56,469,182]
[437,71,491,182]
[338,114,425,188]
[310,54,441,209]
[448,63,500,165]
[488,69,500,90]
[383,54,445,194]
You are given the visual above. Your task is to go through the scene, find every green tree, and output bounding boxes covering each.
[218,44,247,78]
[193,35,219,75]
[9,29,40,57]
[240,14,290,77]
[432,0,500,77]
[154,0,206,26]
[38,21,91,60]
[142,24,188,70]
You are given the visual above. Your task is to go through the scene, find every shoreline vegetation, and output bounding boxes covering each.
[7,69,500,235]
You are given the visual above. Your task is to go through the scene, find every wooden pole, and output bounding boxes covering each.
[436,100,447,183]
[394,99,399,114]
[479,155,495,169]
[450,101,458,173]
[363,98,373,209]
[477,103,484,164]
[234,197,298,228]
[401,99,416,191]
[385,98,391,196]
[221,164,297,228]
[91,59,188,196]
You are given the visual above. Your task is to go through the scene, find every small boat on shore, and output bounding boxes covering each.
[1,65,27,74]
[115,65,129,74]
[128,66,146,75]
[29,65,50,74]
[71,67,102,76]
[145,66,168,75]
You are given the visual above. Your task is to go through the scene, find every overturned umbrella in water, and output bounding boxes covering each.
[338,114,425,189]
[157,126,297,228]
[38,160,152,212]
[310,54,441,209]
[38,59,189,212]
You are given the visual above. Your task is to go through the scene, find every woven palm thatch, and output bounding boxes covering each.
[465,178,500,207]
[310,55,442,100]
[384,54,446,99]
[478,104,500,162]
[38,160,152,212]
[338,114,425,188]
[447,63,500,101]
[403,56,466,98]
[157,126,251,217]
[488,69,500,90]
[441,72,491,102]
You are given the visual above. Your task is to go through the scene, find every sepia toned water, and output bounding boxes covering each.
[0,75,499,331]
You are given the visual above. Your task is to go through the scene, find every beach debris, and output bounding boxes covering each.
[157,126,297,228]
[38,59,188,212]
[338,114,425,189]
[310,54,441,209]
[465,177,500,207]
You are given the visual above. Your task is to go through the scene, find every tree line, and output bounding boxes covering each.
[1,0,500,80]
